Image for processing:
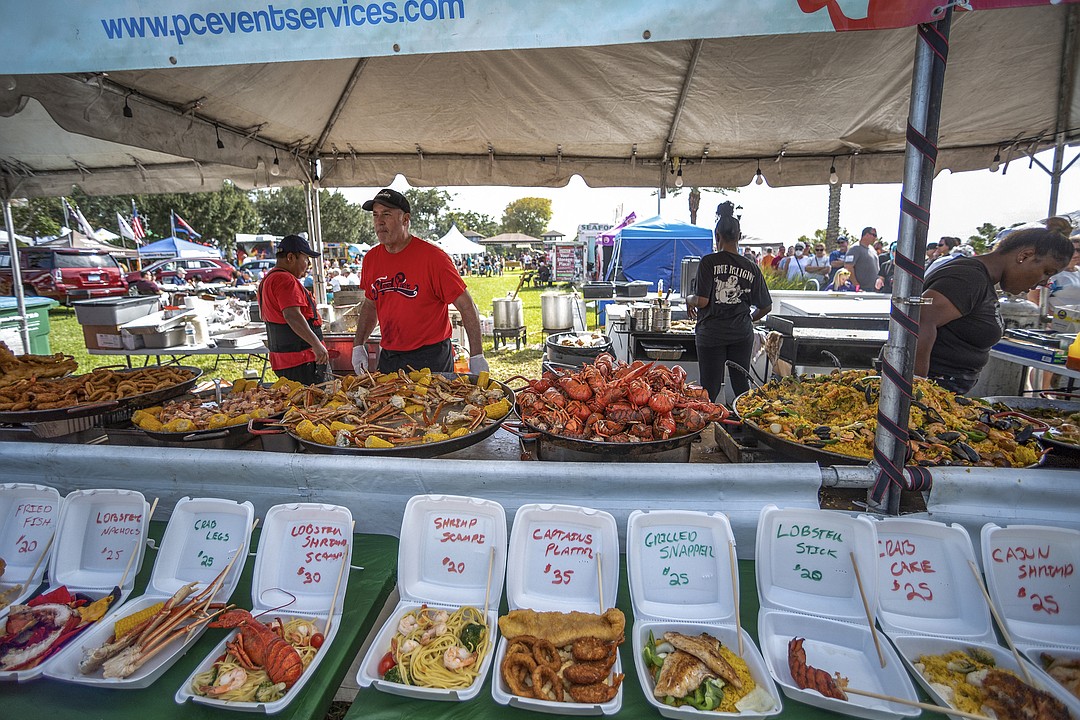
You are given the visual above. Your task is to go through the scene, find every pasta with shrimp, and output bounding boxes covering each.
[385,605,489,690]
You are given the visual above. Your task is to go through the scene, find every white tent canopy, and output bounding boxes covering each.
[435,224,486,255]
[0,3,1076,199]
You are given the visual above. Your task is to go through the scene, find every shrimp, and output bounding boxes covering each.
[443,646,477,670]
[199,666,248,696]
[421,622,447,645]
[283,620,317,645]
[399,639,419,654]
[398,614,418,636]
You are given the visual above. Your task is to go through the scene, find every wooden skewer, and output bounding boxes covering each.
[323,520,355,636]
[850,551,886,668]
[118,497,159,591]
[596,551,604,614]
[19,532,55,597]
[482,545,495,620]
[968,559,1033,685]
[728,541,743,656]
[845,686,988,720]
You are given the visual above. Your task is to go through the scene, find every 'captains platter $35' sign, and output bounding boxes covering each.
[991,542,1074,617]
[291,523,348,586]
[434,515,486,576]
[531,526,594,586]
[642,528,716,587]
[774,522,845,584]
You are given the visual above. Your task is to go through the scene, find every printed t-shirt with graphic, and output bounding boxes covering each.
[694,250,772,346]
[259,269,322,370]
[361,236,467,352]
[923,258,1004,377]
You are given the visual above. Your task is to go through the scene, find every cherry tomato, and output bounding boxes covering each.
[310,633,325,649]
[377,650,396,675]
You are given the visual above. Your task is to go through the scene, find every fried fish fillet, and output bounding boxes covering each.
[663,631,742,689]
[498,608,625,647]
[653,649,715,699]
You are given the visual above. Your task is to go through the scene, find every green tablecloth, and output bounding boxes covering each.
[346,560,840,720]
[4,523,398,720]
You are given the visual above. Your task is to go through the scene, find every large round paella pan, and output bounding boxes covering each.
[732,370,1043,468]
[981,394,1080,461]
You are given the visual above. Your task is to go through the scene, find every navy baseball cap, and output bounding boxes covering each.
[362,188,411,214]
[278,234,320,257]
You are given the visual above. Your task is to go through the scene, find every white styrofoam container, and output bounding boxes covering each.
[0,488,149,683]
[176,502,353,714]
[491,503,622,716]
[871,518,1079,719]
[43,496,254,689]
[356,494,507,701]
[0,483,61,622]
[755,506,919,720]
[626,509,782,718]
[980,523,1080,715]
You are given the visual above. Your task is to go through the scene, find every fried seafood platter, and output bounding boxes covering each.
[512,353,729,443]
[638,628,778,716]
[734,370,1043,467]
[284,370,512,450]
[494,608,626,712]
[0,341,77,387]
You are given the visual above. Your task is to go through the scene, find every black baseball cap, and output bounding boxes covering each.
[362,188,411,214]
[837,236,849,244]
[278,234,320,258]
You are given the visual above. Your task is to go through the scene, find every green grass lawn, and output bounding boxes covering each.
[43,271,566,381]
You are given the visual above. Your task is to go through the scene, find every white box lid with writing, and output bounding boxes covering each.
[755,505,877,623]
[0,482,62,617]
[48,488,148,599]
[980,523,1080,651]
[147,496,254,600]
[627,509,736,623]
[396,493,507,607]
[505,502,618,612]
[870,517,993,642]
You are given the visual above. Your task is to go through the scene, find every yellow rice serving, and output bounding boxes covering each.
[717,645,756,712]
[914,648,1014,716]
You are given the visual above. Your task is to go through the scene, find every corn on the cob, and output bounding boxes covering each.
[114,601,164,639]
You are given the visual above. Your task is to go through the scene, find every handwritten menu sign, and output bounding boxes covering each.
[636,524,719,606]
[7,499,56,562]
[989,535,1076,620]
[86,505,144,571]
[873,534,962,618]
[176,511,249,581]
[770,519,851,597]
[425,512,490,586]
[524,521,599,601]
[289,521,349,588]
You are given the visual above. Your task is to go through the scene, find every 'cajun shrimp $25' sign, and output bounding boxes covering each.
[987,528,1078,622]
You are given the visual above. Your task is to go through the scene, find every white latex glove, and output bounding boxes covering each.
[351,345,369,374]
[468,354,489,374]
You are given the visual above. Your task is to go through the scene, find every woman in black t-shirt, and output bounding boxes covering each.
[916,219,1073,394]
[686,203,772,403]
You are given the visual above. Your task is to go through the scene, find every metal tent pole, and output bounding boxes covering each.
[1048,5,1078,217]
[309,167,327,307]
[3,198,31,354]
[871,9,953,514]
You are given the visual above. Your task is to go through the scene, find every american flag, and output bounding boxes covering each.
[130,200,147,240]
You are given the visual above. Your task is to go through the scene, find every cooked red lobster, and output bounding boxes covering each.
[210,609,303,688]
[788,637,848,700]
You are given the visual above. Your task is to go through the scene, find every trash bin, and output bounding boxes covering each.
[0,296,59,354]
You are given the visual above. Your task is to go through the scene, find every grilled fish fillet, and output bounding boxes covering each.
[653,650,716,699]
[498,608,625,647]
[663,632,742,689]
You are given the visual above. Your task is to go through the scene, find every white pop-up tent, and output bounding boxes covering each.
[435,225,486,255]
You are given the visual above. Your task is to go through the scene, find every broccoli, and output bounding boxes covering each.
[459,623,485,653]
[382,665,406,684]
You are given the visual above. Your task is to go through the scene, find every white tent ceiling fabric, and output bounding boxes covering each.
[0,5,1076,198]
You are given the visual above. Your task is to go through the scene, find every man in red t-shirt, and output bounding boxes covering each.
[257,234,329,385]
[351,188,487,375]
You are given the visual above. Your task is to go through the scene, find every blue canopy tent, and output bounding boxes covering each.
[605,216,713,293]
[138,236,222,259]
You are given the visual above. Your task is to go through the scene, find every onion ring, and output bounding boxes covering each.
[506,635,539,658]
[531,663,564,702]
[571,636,615,661]
[501,652,536,698]
[531,638,560,670]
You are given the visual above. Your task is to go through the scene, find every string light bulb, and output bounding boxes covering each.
[989,150,1001,173]
[122,93,133,118]
[215,126,224,150]
[828,158,839,185]
[270,147,280,176]
[754,160,764,185]
[675,165,683,188]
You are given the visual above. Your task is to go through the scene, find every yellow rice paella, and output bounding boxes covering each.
[733,370,1041,467]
